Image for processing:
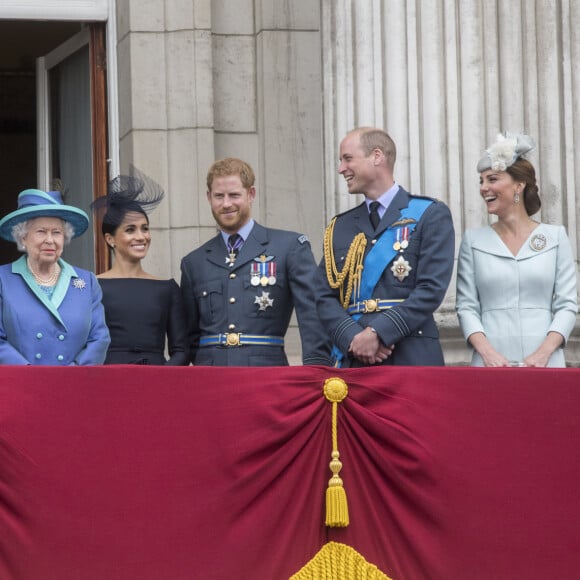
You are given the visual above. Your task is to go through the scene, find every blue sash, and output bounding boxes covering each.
[332,197,433,367]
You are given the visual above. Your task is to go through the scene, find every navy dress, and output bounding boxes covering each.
[99,278,189,365]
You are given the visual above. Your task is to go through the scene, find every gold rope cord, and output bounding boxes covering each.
[323,218,367,308]
[323,377,349,527]
[289,541,394,580]
[290,379,395,579]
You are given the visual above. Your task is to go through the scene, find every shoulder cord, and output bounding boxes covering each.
[323,218,367,308]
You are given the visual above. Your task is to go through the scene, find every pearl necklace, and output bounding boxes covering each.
[27,259,60,286]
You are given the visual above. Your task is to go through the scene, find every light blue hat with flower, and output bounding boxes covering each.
[477,132,535,173]
[0,189,89,242]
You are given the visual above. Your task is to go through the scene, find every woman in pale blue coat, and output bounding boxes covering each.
[0,189,110,365]
[456,133,578,367]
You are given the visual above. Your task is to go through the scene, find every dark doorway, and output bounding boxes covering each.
[0,20,108,270]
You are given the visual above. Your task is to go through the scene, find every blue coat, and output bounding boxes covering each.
[456,224,578,367]
[0,256,110,365]
[316,187,455,366]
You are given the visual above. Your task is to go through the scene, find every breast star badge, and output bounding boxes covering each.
[255,291,274,311]
[391,255,412,282]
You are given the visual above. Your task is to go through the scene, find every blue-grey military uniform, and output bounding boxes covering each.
[316,187,454,366]
[180,222,331,366]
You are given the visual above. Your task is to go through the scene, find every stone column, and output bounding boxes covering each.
[321,0,580,364]
[116,0,214,278]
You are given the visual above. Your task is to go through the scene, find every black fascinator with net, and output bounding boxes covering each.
[90,166,165,234]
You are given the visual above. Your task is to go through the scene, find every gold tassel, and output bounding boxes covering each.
[323,377,349,527]
[290,541,394,580]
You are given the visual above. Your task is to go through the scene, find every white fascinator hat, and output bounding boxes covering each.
[477,132,535,173]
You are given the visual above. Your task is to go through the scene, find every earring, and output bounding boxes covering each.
[514,192,520,203]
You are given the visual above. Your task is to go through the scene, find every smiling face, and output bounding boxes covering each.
[23,217,65,269]
[105,211,151,262]
[479,169,525,217]
[338,132,378,195]
[207,174,256,234]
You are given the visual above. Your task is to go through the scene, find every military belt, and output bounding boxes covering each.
[346,298,404,315]
[199,333,285,347]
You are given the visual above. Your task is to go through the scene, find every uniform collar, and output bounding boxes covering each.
[219,219,255,245]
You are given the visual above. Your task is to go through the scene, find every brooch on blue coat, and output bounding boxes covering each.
[72,278,86,290]
[530,233,547,252]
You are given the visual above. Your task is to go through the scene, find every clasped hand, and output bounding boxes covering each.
[348,327,394,365]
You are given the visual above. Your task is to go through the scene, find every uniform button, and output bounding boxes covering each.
[58,334,65,341]
[202,291,208,297]
[229,273,236,279]
[418,330,423,335]
[229,297,236,304]
[228,324,236,330]
[371,239,377,244]
[36,332,43,339]
[35,353,42,359]
[57,355,64,361]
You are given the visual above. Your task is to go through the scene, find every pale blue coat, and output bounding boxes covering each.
[0,256,110,365]
[456,224,578,367]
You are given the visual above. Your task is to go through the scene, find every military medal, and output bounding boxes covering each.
[530,233,547,252]
[253,254,275,287]
[267,261,277,285]
[226,252,237,267]
[225,234,243,267]
[391,255,412,282]
[255,291,274,311]
[393,226,410,251]
[393,228,401,251]
[250,262,261,285]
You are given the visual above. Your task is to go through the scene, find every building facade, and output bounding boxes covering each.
[1,0,578,364]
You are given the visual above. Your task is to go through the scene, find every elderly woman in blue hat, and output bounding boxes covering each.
[0,189,110,365]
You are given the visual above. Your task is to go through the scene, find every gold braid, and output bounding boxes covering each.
[323,217,367,308]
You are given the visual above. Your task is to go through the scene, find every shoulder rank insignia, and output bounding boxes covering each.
[298,234,309,244]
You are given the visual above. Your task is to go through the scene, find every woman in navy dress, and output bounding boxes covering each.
[91,172,189,365]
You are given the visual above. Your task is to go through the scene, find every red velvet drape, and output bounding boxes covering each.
[0,365,579,579]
